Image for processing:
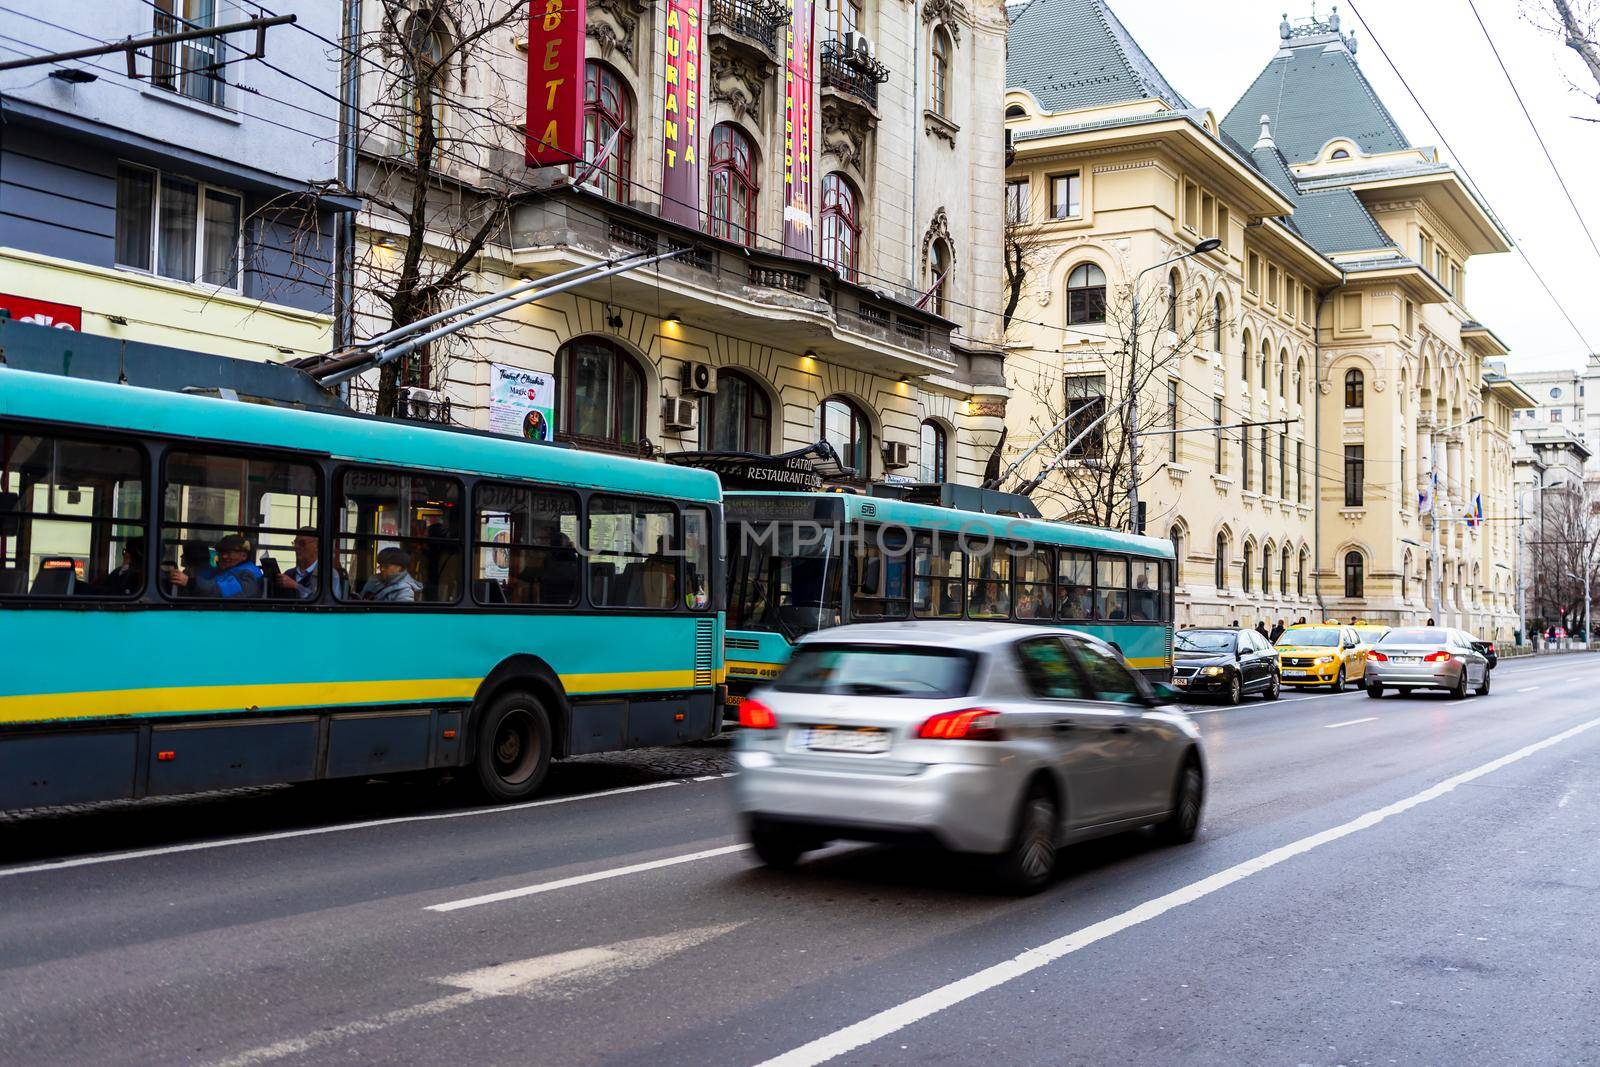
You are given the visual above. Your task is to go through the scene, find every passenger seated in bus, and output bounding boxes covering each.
[1059,580,1092,619]
[169,534,264,598]
[633,536,677,607]
[275,527,343,600]
[423,523,460,602]
[1131,572,1158,621]
[361,546,421,602]
[88,538,144,596]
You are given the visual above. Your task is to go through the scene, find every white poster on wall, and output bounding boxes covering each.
[488,364,557,441]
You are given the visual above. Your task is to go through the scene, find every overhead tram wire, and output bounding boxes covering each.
[1345,0,1597,355]
[1460,0,1600,269]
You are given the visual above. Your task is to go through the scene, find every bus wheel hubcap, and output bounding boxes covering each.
[493,710,538,783]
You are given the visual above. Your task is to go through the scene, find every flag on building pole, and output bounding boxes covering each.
[1418,469,1435,516]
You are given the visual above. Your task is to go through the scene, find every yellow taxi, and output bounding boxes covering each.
[1273,623,1370,690]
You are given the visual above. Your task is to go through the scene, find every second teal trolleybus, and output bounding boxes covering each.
[0,367,723,810]
[721,491,1175,710]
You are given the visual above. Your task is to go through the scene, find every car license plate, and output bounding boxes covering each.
[1173,677,1188,687]
[1391,656,1418,665]
[1283,670,1307,678]
[805,726,890,754]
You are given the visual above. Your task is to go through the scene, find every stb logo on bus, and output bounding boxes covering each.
[525,0,587,167]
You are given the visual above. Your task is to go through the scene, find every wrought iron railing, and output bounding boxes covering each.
[709,0,790,54]
[819,38,889,108]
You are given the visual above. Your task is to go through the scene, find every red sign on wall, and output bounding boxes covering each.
[782,0,816,255]
[525,0,588,166]
[661,0,703,227]
[0,293,81,330]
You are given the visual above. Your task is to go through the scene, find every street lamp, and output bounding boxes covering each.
[1125,237,1222,533]
[1427,413,1485,625]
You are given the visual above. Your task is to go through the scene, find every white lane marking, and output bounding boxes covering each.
[211,922,744,1067]
[427,843,751,912]
[1325,717,1378,729]
[1516,686,1541,693]
[752,714,1600,1067]
[0,775,737,881]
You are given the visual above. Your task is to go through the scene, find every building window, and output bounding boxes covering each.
[1213,295,1224,351]
[1552,408,1564,423]
[928,238,951,317]
[1298,549,1307,597]
[584,61,635,202]
[1344,444,1364,507]
[1297,440,1304,503]
[699,369,771,453]
[1215,533,1228,590]
[1167,380,1180,462]
[1261,550,1271,597]
[1280,546,1290,596]
[114,165,242,289]
[1261,426,1271,496]
[1065,373,1107,458]
[1217,205,1229,251]
[919,420,948,482]
[931,27,953,117]
[1242,542,1253,594]
[1267,265,1278,305]
[1344,368,1364,409]
[1170,525,1184,566]
[709,123,759,246]
[1241,421,1251,491]
[558,337,646,450]
[1240,329,1252,382]
[1247,253,1260,294]
[1331,148,1350,160]
[820,172,861,280]
[1296,357,1306,405]
[1006,179,1029,223]
[818,395,871,477]
[1065,263,1106,324]
[824,0,862,40]
[1183,182,1199,231]
[1260,338,1269,389]
[152,0,225,106]
[1167,269,1180,332]
[1278,350,1288,397]
[1006,103,1026,119]
[1049,173,1081,219]
[1213,396,1224,474]
[395,17,449,159]
[1344,551,1364,599]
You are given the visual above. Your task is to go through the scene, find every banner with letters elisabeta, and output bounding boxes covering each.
[489,363,556,442]
[525,0,587,166]
[661,0,703,226]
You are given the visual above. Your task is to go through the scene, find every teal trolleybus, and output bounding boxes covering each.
[0,368,723,809]
[721,491,1174,708]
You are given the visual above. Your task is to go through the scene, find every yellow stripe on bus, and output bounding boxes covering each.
[0,668,718,725]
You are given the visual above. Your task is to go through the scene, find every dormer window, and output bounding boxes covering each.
[1331,149,1350,160]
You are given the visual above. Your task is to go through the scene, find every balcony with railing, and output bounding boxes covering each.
[820,38,889,112]
[709,0,790,61]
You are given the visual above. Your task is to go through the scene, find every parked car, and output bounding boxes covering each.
[1274,624,1370,690]
[1469,637,1499,669]
[731,622,1206,894]
[1172,627,1280,704]
[1365,627,1491,699]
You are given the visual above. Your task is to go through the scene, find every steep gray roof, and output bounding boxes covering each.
[1247,141,1394,255]
[1008,0,1190,113]
[1220,35,1410,163]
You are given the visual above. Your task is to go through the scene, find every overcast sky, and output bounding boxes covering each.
[1106,0,1600,374]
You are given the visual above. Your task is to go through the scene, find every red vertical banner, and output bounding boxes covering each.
[661,0,703,226]
[525,0,588,166]
[782,0,815,255]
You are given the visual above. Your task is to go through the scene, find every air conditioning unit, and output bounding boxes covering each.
[854,34,874,59]
[882,440,911,470]
[663,395,699,432]
[679,360,718,396]
[399,386,448,421]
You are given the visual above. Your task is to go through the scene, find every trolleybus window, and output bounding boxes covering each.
[0,429,146,598]
[336,468,462,604]
[726,520,840,636]
[472,482,580,606]
[161,449,318,601]
[1058,549,1093,621]
[1097,554,1129,621]
[1015,545,1055,620]
[1130,558,1161,622]
[683,506,714,611]
[588,495,677,609]
[967,539,1013,619]
[912,531,964,618]
[850,524,910,619]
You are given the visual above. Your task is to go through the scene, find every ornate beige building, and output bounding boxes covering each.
[1004,1,1529,639]
[348,0,1010,485]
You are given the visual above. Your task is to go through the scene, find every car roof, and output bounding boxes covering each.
[795,620,1089,651]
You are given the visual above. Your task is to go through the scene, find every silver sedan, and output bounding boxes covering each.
[1365,627,1492,699]
[730,621,1205,893]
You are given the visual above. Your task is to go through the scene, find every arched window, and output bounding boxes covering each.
[1169,524,1184,562]
[1213,294,1224,352]
[1331,148,1350,160]
[1344,551,1364,599]
[1260,338,1270,389]
[584,62,634,202]
[1215,533,1228,590]
[700,369,771,453]
[820,173,861,281]
[1401,554,1410,601]
[1280,546,1290,596]
[1298,548,1308,597]
[1005,103,1026,119]
[929,238,951,317]
[931,28,952,117]
[1344,368,1365,408]
[398,20,449,159]
[1296,357,1306,405]
[1167,268,1180,332]
[1066,263,1106,325]
[1261,550,1271,598]
[1242,542,1253,594]
[559,337,645,450]
[1240,329,1252,381]
[709,123,758,246]
[919,420,948,482]
[1278,349,1288,397]
[818,395,871,478]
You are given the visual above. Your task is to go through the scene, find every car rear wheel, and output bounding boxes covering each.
[993,783,1058,895]
[1154,756,1204,846]
[1330,666,1346,692]
[1263,673,1280,700]
[1225,674,1243,705]
[1450,669,1468,700]
[748,820,814,869]
[1367,683,1383,699]
[1475,668,1491,697]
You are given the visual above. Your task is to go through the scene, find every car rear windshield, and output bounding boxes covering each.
[1277,629,1339,647]
[1176,631,1235,653]
[1378,628,1450,645]
[775,644,977,698]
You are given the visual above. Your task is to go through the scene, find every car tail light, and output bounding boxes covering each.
[1424,650,1453,663]
[1368,651,1387,662]
[1486,642,1497,654]
[738,698,779,730]
[917,708,1003,740]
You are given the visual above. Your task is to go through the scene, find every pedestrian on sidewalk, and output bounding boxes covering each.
[1269,619,1286,643]
[1254,621,1269,641]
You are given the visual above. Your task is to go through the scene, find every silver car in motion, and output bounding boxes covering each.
[1364,626,1492,699]
[731,622,1205,893]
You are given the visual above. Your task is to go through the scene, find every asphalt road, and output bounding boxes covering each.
[2,653,1598,1067]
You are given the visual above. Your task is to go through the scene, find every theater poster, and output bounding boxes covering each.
[661,0,703,226]
[525,0,587,165]
[782,0,815,255]
[489,363,556,442]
